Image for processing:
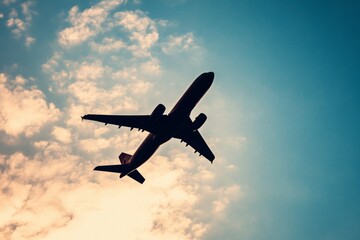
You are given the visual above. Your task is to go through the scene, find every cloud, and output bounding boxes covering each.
[0,148,241,240]
[89,37,126,53]
[161,32,199,55]
[51,126,72,144]
[6,9,26,37]
[58,0,124,47]
[5,1,36,46]
[111,67,138,81]
[75,61,105,81]
[114,10,159,57]
[0,147,82,240]
[25,36,35,47]
[57,1,162,59]
[0,73,60,137]
[127,80,153,94]
[2,0,15,5]
[141,58,161,75]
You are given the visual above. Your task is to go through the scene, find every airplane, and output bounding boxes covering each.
[81,72,215,184]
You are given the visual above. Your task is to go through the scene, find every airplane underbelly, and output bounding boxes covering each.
[154,114,184,144]
[131,134,160,168]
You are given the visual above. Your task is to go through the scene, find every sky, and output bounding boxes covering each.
[0,0,359,239]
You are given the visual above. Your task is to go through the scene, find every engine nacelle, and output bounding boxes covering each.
[150,104,166,121]
[192,113,207,130]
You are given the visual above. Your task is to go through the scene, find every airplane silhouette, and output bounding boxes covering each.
[82,72,215,184]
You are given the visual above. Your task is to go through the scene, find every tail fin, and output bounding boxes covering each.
[119,152,132,164]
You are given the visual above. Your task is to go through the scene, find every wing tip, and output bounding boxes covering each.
[81,114,90,121]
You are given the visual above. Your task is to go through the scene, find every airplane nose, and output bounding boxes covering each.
[206,72,214,87]
[195,72,214,87]
[206,72,214,80]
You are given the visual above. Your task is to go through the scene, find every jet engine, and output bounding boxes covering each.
[150,104,166,121]
[192,113,207,130]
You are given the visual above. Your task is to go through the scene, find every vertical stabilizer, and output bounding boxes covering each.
[118,152,132,164]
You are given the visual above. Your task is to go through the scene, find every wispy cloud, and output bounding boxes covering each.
[2,0,16,6]
[5,1,36,46]
[161,32,199,55]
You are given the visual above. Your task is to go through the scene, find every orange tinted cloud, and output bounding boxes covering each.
[0,74,60,137]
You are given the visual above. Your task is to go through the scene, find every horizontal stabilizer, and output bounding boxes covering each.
[94,164,129,173]
[127,170,145,184]
[94,164,145,184]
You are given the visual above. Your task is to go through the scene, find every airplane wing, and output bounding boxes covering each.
[173,122,215,163]
[82,114,157,133]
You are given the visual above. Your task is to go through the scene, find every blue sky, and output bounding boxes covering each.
[0,0,359,239]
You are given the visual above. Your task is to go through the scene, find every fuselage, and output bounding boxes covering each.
[120,72,214,177]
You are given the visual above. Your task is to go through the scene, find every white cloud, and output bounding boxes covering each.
[89,37,126,53]
[51,126,72,144]
[41,52,61,72]
[0,73,60,137]
[14,75,26,85]
[42,59,109,93]
[75,61,105,81]
[2,0,15,5]
[114,10,159,57]
[21,1,33,23]
[127,80,153,94]
[141,58,161,75]
[111,67,138,81]
[67,80,139,113]
[58,0,124,47]
[162,32,198,55]
[25,36,35,46]
[6,11,25,37]
[5,1,36,46]
[78,137,111,153]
